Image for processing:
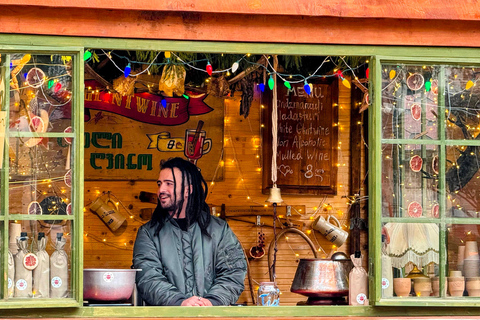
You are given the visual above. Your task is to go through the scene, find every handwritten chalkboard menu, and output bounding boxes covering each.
[262,78,338,194]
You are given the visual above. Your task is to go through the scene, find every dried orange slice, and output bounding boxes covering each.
[410,103,421,121]
[409,155,423,172]
[66,203,72,215]
[23,252,39,271]
[408,201,423,218]
[407,73,424,91]
[432,155,439,175]
[27,201,42,215]
[26,68,45,88]
[64,126,73,145]
[64,169,71,187]
[431,203,439,218]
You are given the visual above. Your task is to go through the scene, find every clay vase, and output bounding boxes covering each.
[466,277,480,297]
[432,277,447,297]
[448,276,465,297]
[413,278,432,297]
[458,245,466,274]
[393,278,411,297]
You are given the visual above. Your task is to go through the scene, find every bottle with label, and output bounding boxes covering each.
[33,232,50,298]
[50,233,69,298]
[14,232,33,297]
[256,282,280,306]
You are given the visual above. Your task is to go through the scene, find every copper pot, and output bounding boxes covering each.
[290,258,353,297]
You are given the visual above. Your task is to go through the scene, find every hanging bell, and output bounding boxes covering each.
[266,186,284,204]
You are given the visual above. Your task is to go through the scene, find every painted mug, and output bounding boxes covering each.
[313,215,349,247]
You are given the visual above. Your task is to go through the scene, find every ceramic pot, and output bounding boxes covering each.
[432,277,447,296]
[393,278,411,297]
[448,276,465,297]
[413,278,431,297]
[466,277,480,297]
[449,270,462,278]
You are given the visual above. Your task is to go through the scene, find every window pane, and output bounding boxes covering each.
[445,66,480,141]
[446,145,480,218]
[8,137,72,216]
[7,220,72,299]
[8,54,73,133]
[382,143,440,218]
[382,222,439,299]
[382,64,440,141]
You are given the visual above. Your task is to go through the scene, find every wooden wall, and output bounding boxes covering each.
[83,78,367,306]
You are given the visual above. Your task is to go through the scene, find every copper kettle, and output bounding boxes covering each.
[290,258,353,297]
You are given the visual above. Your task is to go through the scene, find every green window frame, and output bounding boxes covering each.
[0,46,84,309]
[371,56,480,307]
[2,34,480,317]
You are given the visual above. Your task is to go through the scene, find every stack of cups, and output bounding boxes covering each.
[457,245,466,275]
[9,223,22,252]
[448,270,465,297]
[463,241,480,279]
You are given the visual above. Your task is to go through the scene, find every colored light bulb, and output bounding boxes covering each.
[268,76,274,90]
[161,98,167,108]
[84,50,92,61]
[304,80,311,95]
[259,83,265,92]
[389,69,396,79]
[124,63,131,78]
[206,62,213,76]
[425,81,431,92]
[366,67,370,79]
[232,61,239,73]
[284,81,291,89]
[164,51,171,59]
[48,79,54,89]
[342,78,351,89]
[466,80,475,90]
[336,70,344,77]
[54,82,62,93]
[183,94,190,100]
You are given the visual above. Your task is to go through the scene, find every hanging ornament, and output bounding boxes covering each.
[27,201,42,215]
[284,80,291,89]
[259,83,265,92]
[409,155,423,172]
[232,61,240,73]
[124,63,131,78]
[26,68,45,88]
[389,69,396,79]
[407,201,423,218]
[158,64,186,97]
[304,80,311,95]
[64,169,72,188]
[206,62,213,76]
[466,80,475,90]
[268,75,275,90]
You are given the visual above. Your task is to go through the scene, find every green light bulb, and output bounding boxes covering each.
[268,76,274,90]
[284,81,291,89]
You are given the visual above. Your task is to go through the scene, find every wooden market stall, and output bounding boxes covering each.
[2,1,480,319]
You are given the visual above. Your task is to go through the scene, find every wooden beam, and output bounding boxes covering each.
[2,6,480,47]
[1,0,480,21]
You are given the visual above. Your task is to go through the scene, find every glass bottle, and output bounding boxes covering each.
[257,282,280,306]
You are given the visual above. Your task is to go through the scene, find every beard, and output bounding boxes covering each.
[159,193,182,214]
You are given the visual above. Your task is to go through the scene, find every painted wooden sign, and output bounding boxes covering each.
[84,84,224,181]
[263,78,338,194]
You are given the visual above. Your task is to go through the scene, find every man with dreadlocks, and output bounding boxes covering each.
[133,157,247,306]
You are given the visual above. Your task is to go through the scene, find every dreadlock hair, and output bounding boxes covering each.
[151,157,211,237]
